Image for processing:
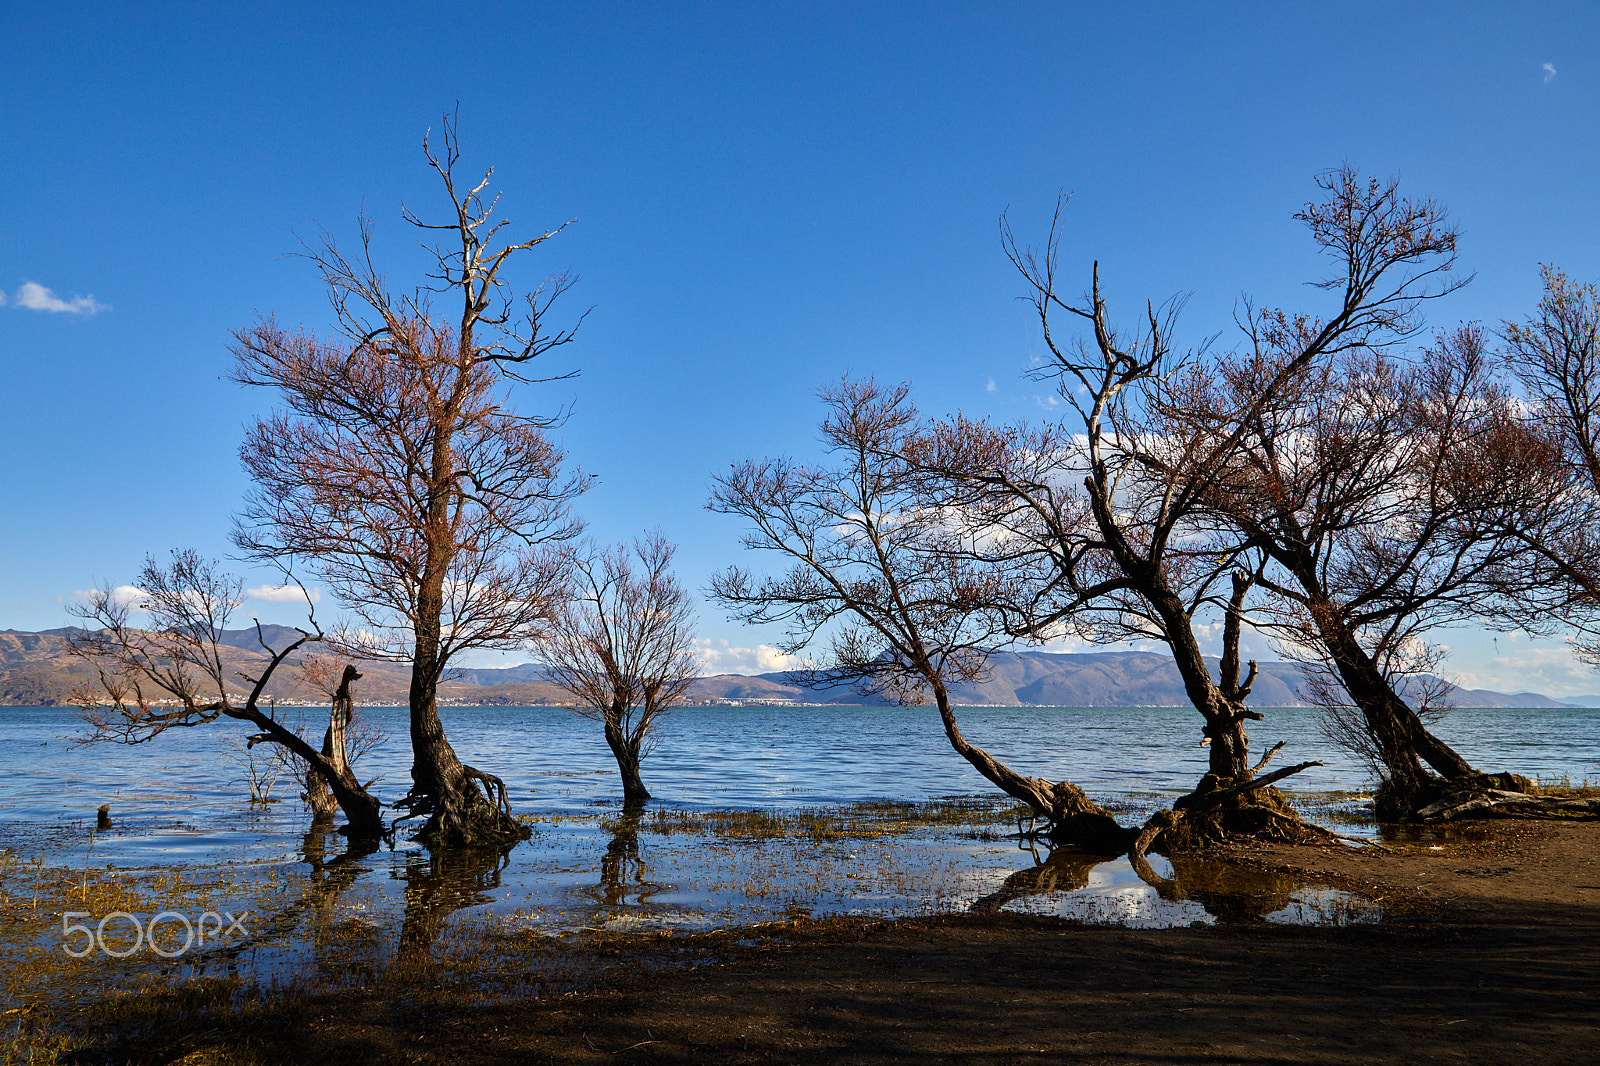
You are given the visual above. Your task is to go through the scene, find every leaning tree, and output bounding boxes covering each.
[709,377,1129,851]
[1168,327,1576,809]
[232,117,589,846]
[67,551,384,838]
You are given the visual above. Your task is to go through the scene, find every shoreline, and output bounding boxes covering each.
[8,818,1595,1064]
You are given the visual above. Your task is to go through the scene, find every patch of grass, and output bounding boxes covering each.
[637,797,1027,842]
[0,858,302,1065]
[1530,774,1599,798]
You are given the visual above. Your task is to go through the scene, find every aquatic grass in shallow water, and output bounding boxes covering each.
[637,796,1027,842]
[1284,789,1378,830]
[1531,773,1598,797]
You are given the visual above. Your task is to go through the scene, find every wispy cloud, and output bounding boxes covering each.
[1543,62,1557,83]
[985,377,997,393]
[246,583,322,604]
[1449,641,1593,698]
[11,281,109,315]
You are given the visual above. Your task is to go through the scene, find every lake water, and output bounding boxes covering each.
[2,702,1596,949]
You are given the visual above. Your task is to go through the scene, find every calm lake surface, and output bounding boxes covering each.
[2,703,1596,943]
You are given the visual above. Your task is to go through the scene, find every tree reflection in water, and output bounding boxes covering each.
[584,808,671,919]
[1131,850,1300,923]
[204,826,379,973]
[974,840,1308,924]
[969,842,1114,914]
[394,841,515,960]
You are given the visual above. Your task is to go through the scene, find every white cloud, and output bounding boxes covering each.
[1448,642,1594,698]
[691,638,810,675]
[246,583,322,604]
[71,585,150,610]
[985,377,997,393]
[12,281,109,315]
[1543,62,1557,83]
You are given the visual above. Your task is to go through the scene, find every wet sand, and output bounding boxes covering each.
[214,819,1599,1066]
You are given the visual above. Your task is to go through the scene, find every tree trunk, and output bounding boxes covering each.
[399,448,524,846]
[1142,574,1257,788]
[305,665,360,824]
[1316,619,1477,791]
[304,766,337,823]
[241,698,382,838]
[929,677,1129,852]
[406,676,519,846]
[603,717,651,808]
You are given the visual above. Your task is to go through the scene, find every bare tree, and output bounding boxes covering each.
[535,533,697,808]
[1497,266,1600,657]
[66,551,384,838]
[231,116,589,846]
[709,377,1128,850]
[902,168,1466,847]
[1177,327,1565,805]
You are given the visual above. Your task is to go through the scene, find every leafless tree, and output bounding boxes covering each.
[535,533,697,808]
[709,377,1128,850]
[231,116,589,846]
[1175,327,1568,802]
[65,551,384,838]
[902,168,1467,845]
[1497,266,1600,658]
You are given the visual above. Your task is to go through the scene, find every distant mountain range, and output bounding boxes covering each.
[3,628,1593,709]
[681,649,1600,709]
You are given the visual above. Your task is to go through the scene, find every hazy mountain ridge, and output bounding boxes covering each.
[683,649,1595,709]
[2,629,1591,708]
[0,629,572,707]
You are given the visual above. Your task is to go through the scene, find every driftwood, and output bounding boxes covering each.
[1417,789,1600,822]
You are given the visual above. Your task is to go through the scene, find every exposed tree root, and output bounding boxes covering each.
[1375,771,1600,824]
[1041,781,1136,854]
[394,763,529,848]
[1131,760,1337,860]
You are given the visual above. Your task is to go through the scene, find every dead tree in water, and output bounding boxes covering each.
[67,552,384,839]
[231,115,588,846]
[709,378,1128,852]
[535,534,697,808]
[284,658,381,824]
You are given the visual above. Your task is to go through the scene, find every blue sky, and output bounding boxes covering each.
[3,2,1597,694]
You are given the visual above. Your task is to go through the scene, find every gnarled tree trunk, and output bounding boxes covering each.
[304,665,361,824]
[929,677,1129,852]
